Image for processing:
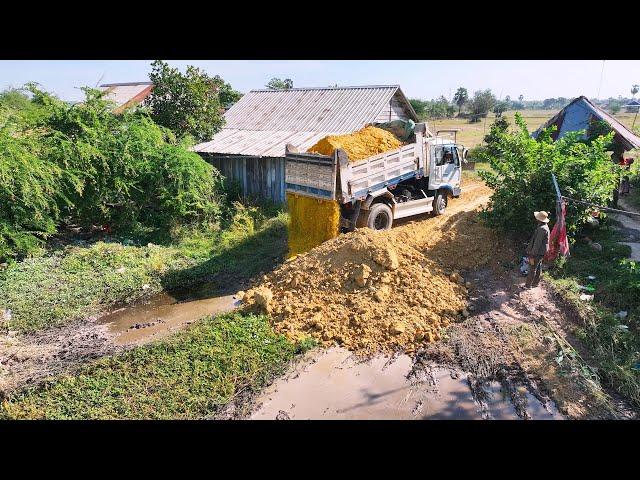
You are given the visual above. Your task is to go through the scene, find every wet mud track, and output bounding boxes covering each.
[1,282,240,397]
[250,346,560,420]
[250,264,637,420]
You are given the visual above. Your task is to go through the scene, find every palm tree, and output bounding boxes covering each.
[453,87,468,115]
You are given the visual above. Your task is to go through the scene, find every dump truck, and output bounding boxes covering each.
[285,123,467,232]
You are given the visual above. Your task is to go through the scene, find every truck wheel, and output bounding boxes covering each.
[433,192,447,216]
[366,203,393,230]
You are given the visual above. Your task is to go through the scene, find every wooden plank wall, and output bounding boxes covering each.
[374,92,413,123]
[202,154,286,204]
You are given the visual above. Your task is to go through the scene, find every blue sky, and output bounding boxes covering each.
[1,60,639,102]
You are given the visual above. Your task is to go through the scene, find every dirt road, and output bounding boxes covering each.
[248,181,635,420]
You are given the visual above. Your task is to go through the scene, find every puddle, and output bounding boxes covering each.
[98,285,239,345]
[250,347,562,420]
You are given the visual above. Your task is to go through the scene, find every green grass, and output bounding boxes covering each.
[1,313,315,419]
[545,225,640,407]
[0,205,288,334]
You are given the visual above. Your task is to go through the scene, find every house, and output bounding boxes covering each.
[193,85,418,203]
[99,82,153,113]
[625,99,640,113]
[532,96,640,152]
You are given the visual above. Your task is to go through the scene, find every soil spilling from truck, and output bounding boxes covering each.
[286,194,341,258]
[287,126,405,258]
[243,181,513,355]
[307,126,403,161]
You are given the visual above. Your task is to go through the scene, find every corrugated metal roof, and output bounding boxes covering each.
[194,85,418,157]
[194,129,340,158]
[533,96,640,150]
[223,85,416,133]
[99,82,153,111]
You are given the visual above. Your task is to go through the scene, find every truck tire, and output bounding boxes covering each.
[432,191,447,216]
[366,203,393,230]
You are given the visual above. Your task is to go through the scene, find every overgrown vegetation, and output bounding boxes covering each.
[1,313,315,419]
[478,113,621,238]
[0,204,287,334]
[0,85,227,261]
[546,227,640,407]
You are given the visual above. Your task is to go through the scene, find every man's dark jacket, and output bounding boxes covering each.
[526,223,550,257]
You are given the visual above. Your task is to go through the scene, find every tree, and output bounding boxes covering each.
[409,99,428,120]
[608,100,622,114]
[410,97,454,121]
[632,84,639,98]
[453,87,468,115]
[518,94,524,103]
[478,113,619,238]
[493,100,509,117]
[266,78,293,90]
[144,60,238,142]
[470,89,496,122]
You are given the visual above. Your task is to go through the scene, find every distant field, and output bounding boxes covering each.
[427,110,639,149]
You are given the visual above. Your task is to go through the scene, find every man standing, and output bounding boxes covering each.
[524,211,550,288]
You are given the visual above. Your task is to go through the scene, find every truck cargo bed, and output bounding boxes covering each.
[285,141,423,204]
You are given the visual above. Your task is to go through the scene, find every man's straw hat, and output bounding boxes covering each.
[534,211,550,223]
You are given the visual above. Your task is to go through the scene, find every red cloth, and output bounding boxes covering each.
[545,201,569,261]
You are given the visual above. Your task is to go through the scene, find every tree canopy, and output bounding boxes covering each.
[266,78,293,90]
[144,60,241,143]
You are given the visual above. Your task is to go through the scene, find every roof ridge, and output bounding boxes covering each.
[250,85,399,93]
[100,82,153,87]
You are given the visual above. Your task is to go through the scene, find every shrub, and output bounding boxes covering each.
[478,113,621,238]
[0,122,65,259]
[0,85,226,260]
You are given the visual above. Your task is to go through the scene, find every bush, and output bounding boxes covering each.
[478,113,621,238]
[0,86,226,261]
[0,104,67,259]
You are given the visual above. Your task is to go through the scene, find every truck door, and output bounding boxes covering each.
[434,144,460,187]
[431,144,445,185]
[445,145,462,188]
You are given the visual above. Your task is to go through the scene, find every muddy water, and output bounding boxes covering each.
[251,347,562,420]
[98,285,239,345]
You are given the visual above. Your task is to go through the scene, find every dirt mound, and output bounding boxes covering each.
[242,228,469,354]
[243,180,506,355]
[307,126,403,162]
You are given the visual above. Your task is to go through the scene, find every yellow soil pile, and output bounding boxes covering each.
[390,183,511,272]
[307,126,403,162]
[287,193,340,258]
[241,180,511,355]
[241,228,470,355]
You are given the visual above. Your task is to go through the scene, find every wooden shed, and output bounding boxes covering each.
[193,85,418,203]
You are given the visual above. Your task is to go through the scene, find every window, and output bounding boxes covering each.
[443,146,455,165]
[434,146,445,166]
